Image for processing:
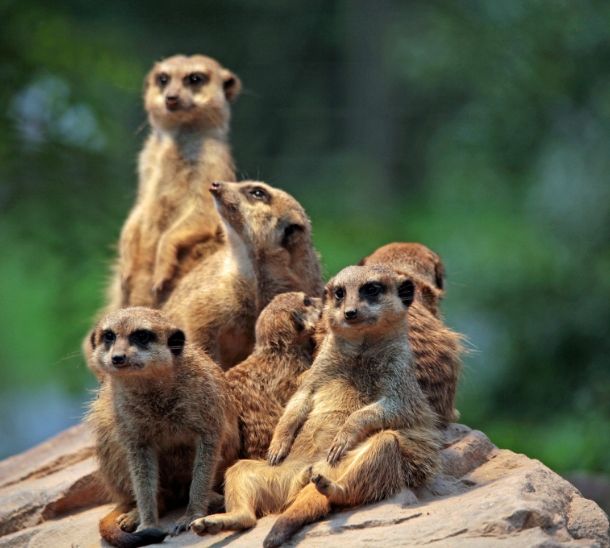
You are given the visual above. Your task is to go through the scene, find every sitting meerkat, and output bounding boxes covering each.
[360,242,464,424]
[109,54,242,310]
[163,180,324,369]
[191,265,441,547]
[227,291,322,459]
[86,307,239,548]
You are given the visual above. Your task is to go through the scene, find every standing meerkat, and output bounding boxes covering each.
[191,265,441,547]
[360,242,464,424]
[163,180,324,369]
[226,291,322,460]
[86,307,239,548]
[110,54,241,309]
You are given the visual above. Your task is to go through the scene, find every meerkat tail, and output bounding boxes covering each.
[263,484,331,548]
[99,506,167,548]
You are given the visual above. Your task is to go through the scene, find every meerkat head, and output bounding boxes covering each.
[360,242,445,315]
[324,265,415,341]
[255,292,322,352]
[88,307,186,379]
[144,54,241,132]
[209,180,312,253]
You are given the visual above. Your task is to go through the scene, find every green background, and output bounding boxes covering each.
[1,0,609,489]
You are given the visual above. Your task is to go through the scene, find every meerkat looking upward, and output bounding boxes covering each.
[86,307,239,547]
[360,242,464,424]
[163,180,323,369]
[226,291,322,460]
[109,54,241,310]
[191,265,441,547]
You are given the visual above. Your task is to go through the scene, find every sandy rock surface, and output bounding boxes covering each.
[0,423,607,547]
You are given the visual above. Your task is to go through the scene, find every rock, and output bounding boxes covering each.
[0,423,607,547]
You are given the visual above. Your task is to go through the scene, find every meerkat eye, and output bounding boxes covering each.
[102,330,116,344]
[130,329,156,347]
[334,287,345,302]
[156,73,170,87]
[361,282,384,298]
[303,296,312,306]
[249,187,269,201]
[186,72,208,86]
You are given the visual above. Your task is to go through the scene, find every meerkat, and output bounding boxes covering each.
[163,180,323,369]
[86,307,240,548]
[191,265,441,547]
[109,54,241,310]
[226,291,322,460]
[360,242,464,424]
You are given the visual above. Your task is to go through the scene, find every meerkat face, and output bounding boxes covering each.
[88,307,186,379]
[360,242,445,314]
[144,54,241,132]
[209,180,311,251]
[255,291,323,348]
[324,265,415,340]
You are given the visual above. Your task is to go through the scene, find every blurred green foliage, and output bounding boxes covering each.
[0,0,609,473]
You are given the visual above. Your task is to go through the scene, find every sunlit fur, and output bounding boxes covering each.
[86,307,239,547]
[226,292,322,459]
[360,242,465,424]
[107,54,241,311]
[163,181,324,369]
[190,266,441,547]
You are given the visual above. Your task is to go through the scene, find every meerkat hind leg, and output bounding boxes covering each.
[312,430,407,507]
[116,507,139,532]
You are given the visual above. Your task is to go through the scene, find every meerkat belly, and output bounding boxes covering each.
[292,380,365,457]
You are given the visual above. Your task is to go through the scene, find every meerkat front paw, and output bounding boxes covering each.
[267,437,292,465]
[171,512,199,536]
[327,430,353,465]
[190,515,222,535]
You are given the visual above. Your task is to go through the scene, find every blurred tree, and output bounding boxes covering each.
[0,0,608,475]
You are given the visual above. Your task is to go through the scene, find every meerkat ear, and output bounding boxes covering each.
[421,284,441,311]
[435,260,445,291]
[89,329,96,350]
[281,223,304,248]
[221,69,242,102]
[356,256,367,266]
[168,330,186,356]
[397,278,415,308]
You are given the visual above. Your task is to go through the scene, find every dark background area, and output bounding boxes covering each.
[1,0,609,494]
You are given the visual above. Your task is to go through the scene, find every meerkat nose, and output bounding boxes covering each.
[165,95,180,110]
[345,309,358,320]
[210,181,223,194]
[112,354,128,367]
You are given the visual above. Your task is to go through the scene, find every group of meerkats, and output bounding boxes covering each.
[83,54,465,548]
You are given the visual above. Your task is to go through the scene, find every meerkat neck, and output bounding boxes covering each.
[156,125,231,165]
[222,222,256,280]
[110,374,176,398]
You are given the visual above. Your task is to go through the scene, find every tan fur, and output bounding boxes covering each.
[163,181,324,369]
[226,292,322,459]
[86,307,239,547]
[190,266,441,547]
[360,242,464,424]
[109,54,241,310]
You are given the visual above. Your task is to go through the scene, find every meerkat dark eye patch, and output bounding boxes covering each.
[333,287,345,302]
[303,296,312,306]
[281,223,303,247]
[185,72,209,86]
[360,282,385,302]
[168,330,186,356]
[247,186,270,202]
[130,329,156,348]
[102,330,116,345]
[397,279,415,308]
[156,73,170,88]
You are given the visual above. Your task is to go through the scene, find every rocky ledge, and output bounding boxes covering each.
[0,423,607,547]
